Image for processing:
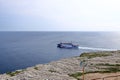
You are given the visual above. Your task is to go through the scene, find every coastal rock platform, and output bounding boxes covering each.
[0,51,120,80]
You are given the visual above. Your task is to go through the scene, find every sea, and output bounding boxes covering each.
[0,31,120,73]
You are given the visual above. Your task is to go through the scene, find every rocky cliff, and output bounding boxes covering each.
[0,51,120,80]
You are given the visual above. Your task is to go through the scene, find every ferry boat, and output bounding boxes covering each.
[57,42,79,49]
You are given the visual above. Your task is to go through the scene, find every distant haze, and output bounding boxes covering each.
[0,0,120,31]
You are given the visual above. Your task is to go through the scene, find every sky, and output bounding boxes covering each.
[0,0,120,31]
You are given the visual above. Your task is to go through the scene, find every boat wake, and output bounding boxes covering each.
[78,46,117,51]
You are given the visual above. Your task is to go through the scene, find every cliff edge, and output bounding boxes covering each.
[0,51,120,80]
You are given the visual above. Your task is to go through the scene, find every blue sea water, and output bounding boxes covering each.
[0,31,120,73]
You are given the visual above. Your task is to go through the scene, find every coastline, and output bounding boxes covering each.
[0,50,120,80]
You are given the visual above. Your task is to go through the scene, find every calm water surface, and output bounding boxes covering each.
[0,32,120,73]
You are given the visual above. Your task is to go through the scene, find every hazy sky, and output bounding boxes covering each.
[0,0,120,31]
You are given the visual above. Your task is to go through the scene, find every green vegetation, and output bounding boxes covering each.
[34,66,39,70]
[6,70,22,76]
[69,67,120,79]
[69,70,120,79]
[68,72,83,79]
[96,63,120,72]
[48,69,57,73]
[80,52,111,59]
[69,51,120,79]
[96,63,120,66]
[105,67,120,73]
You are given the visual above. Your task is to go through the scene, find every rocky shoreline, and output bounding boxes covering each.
[0,51,120,80]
